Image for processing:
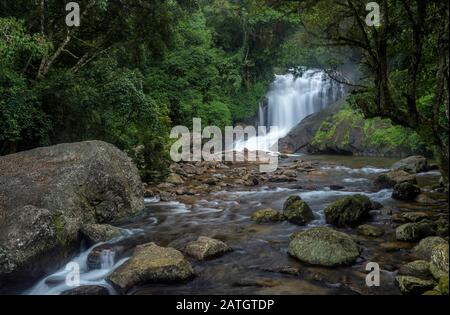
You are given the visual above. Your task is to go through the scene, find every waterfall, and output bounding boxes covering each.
[100,249,115,270]
[235,69,344,152]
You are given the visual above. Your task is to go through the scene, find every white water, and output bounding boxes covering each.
[235,69,344,152]
[25,229,142,295]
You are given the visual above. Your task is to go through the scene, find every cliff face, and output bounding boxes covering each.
[279,103,429,158]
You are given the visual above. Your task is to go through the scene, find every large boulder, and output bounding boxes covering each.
[395,222,435,242]
[288,227,360,267]
[392,182,421,201]
[324,194,372,227]
[0,141,144,290]
[413,237,448,260]
[374,170,417,189]
[184,236,232,260]
[80,224,122,246]
[392,156,428,174]
[398,260,431,278]
[107,243,194,293]
[395,276,436,295]
[282,196,314,225]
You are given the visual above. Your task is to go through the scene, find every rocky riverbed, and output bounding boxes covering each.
[17,150,448,295]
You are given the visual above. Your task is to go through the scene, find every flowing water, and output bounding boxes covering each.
[235,69,344,152]
[24,154,445,295]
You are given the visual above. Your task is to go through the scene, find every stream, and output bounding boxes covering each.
[25,154,445,295]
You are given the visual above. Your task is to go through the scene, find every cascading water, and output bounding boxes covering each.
[235,69,345,152]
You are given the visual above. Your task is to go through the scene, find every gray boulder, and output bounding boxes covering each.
[282,196,314,225]
[324,194,372,227]
[395,222,435,242]
[374,170,417,189]
[108,243,194,293]
[288,227,360,267]
[392,156,428,174]
[413,237,448,260]
[80,224,122,246]
[392,182,421,201]
[0,141,144,289]
[184,236,232,260]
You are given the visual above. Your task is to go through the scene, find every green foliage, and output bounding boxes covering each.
[312,104,427,155]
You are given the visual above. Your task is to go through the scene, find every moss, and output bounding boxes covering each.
[53,214,67,246]
[311,102,427,155]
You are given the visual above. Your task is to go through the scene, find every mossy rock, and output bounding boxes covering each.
[392,182,421,201]
[430,243,449,280]
[413,236,447,260]
[324,194,372,228]
[395,276,436,295]
[357,224,385,237]
[398,260,431,278]
[282,196,314,225]
[374,170,417,189]
[395,221,435,242]
[436,276,449,295]
[288,227,360,267]
[251,208,283,223]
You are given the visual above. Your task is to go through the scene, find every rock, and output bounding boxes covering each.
[357,224,385,237]
[398,260,431,278]
[380,241,415,252]
[392,156,428,174]
[61,285,110,295]
[80,224,122,246]
[282,196,314,225]
[413,237,448,260]
[371,201,383,210]
[430,243,449,280]
[436,276,449,295]
[0,141,144,290]
[251,209,283,223]
[324,194,372,227]
[392,182,421,201]
[395,222,435,242]
[395,276,436,295]
[184,236,231,261]
[107,243,194,293]
[374,170,417,189]
[288,227,360,267]
[400,212,431,223]
[166,173,185,185]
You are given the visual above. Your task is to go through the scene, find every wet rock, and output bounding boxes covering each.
[374,170,417,189]
[87,243,129,270]
[330,184,345,191]
[184,236,232,260]
[430,243,449,280]
[233,278,282,288]
[61,285,110,295]
[395,222,435,242]
[108,243,194,293]
[392,156,428,174]
[80,224,122,246]
[392,182,421,201]
[357,224,385,237]
[395,276,436,295]
[324,194,372,228]
[398,260,431,278]
[413,236,448,260]
[251,209,284,223]
[282,196,314,225]
[371,201,383,210]
[0,141,144,288]
[288,227,360,267]
[400,212,431,223]
[166,173,185,185]
[380,241,414,252]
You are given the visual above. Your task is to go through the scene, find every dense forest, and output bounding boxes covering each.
[1,0,448,181]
